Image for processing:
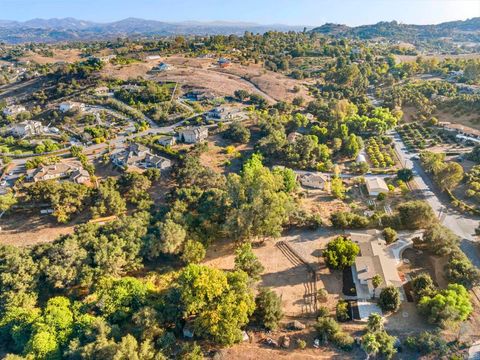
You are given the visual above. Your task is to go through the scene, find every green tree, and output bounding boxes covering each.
[150,219,187,257]
[372,274,383,299]
[253,288,283,330]
[397,168,413,182]
[234,242,264,280]
[315,316,340,343]
[0,192,17,213]
[177,265,255,346]
[434,162,464,191]
[226,154,294,240]
[444,252,480,289]
[0,245,38,312]
[224,122,251,144]
[181,240,206,264]
[418,223,459,256]
[411,273,436,300]
[91,178,126,218]
[378,286,401,313]
[330,177,346,200]
[418,283,473,326]
[336,300,350,322]
[323,236,360,270]
[366,313,384,333]
[383,227,397,244]
[94,277,148,322]
[397,200,435,229]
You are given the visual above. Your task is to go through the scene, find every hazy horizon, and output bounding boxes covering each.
[1,0,478,27]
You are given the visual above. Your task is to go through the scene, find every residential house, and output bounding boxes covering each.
[157,136,176,147]
[26,160,90,184]
[3,105,26,116]
[177,127,209,144]
[110,143,172,171]
[351,230,403,299]
[10,120,44,138]
[151,63,173,72]
[145,55,161,61]
[185,89,216,101]
[299,173,329,190]
[365,177,389,196]
[59,101,85,113]
[206,106,247,122]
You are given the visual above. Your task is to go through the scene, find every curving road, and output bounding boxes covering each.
[391,131,480,267]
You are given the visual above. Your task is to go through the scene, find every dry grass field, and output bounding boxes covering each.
[100,55,312,103]
[19,49,83,64]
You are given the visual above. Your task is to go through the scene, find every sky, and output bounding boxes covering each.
[0,0,479,26]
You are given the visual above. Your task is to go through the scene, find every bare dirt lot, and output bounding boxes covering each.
[300,188,352,225]
[19,49,83,64]
[101,55,312,103]
[203,228,342,318]
[0,210,77,246]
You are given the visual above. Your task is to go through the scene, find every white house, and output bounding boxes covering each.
[157,136,176,147]
[206,106,247,122]
[59,102,85,113]
[145,55,161,61]
[26,160,90,184]
[365,177,389,196]
[351,230,403,299]
[178,127,209,144]
[3,105,26,116]
[10,120,44,138]
[299,173,329,190]
[110,143,172,171]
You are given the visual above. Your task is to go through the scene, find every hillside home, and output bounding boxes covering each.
[157,136,176,147]
[351,230,403,299]
[59,101,85,113]
[110,143,172,171]
[10,120,44,138]
[206,107,246,122]
[3,105,26,116]
[177,127,209,144]
[27,160,90,184]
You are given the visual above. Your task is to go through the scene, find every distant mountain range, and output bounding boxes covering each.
[311,18,480,43]
[0,17,478,44]
[0,17,307,43]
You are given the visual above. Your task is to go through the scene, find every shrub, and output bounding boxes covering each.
[181,240,206,264]
[253,288,283,330]
[296,339,307,349]
[317,305,329,318]
[336,300,350,322]
[315,317,340,342]
[378,286,401,313]
[383,227,397,244]
[332,331,354,351]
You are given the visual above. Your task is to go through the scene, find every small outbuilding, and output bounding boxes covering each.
[365,177,389,197]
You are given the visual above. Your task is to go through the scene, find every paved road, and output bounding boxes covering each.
[391,131,480,267]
